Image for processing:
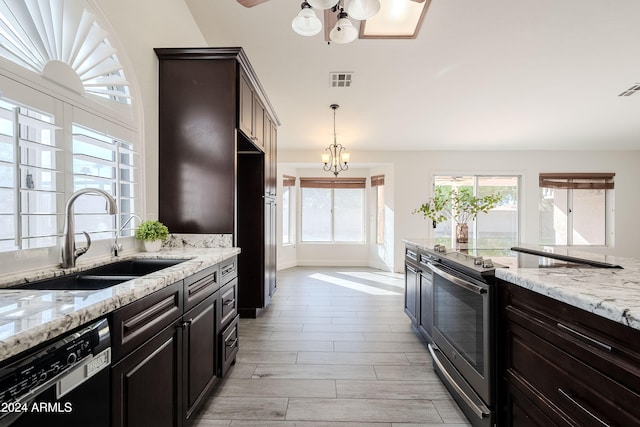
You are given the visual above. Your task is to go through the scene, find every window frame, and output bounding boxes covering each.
[282,175,296,245]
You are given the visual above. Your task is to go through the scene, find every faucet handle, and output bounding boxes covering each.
[74,231,92,258]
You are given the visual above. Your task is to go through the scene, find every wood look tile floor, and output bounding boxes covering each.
[194,267,471,427]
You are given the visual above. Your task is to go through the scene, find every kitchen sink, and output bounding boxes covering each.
[13,258,189,291]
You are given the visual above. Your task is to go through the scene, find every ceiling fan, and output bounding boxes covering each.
[236,0,431,43]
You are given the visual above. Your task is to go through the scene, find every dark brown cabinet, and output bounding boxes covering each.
[111,262,235,427]
[499,279,640,426]
[404,245,419,325]
[155,47,278,318]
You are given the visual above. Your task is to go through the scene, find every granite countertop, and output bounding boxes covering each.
[0,247,240,362]
[403,238,640,331]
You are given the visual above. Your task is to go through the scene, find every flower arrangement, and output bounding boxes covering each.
[413,187,502,225]
[134,220,169,242]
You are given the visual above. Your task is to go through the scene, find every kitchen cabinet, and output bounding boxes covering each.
[111,263,231,427]
[417,253,433,343]
[155,47,279,318]
[499,279,640,426]
[404,245,419,325]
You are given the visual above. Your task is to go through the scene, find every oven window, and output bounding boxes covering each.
[433,274,485,373]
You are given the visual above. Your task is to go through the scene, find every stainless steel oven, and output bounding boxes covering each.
[424,251,498,427]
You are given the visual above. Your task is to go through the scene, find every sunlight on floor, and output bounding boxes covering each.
[338,271,405,289]
[309,273,401,296]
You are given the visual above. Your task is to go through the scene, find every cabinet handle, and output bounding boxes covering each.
[557,323,612,352]
[226,338,238,348]
[223,298,236,306]
[558,388,610,427]
[406,265,418,274]
[178,319,192,329]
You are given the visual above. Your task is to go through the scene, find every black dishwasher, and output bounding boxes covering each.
[0,319,111,427]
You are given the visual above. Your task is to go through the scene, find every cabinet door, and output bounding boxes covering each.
[418,270,433,342]
[404,256,419,324]
[253,96,265,148]
[183,292,219,421]
[239,71,253,138]
[112,321,182,427]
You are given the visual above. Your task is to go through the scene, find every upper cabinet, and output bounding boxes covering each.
[154,47,280,234]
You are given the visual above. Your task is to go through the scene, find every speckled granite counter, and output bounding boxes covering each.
[403,238,640,331]
[0,247,240,362]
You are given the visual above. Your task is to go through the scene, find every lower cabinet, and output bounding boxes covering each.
[183,292,219,422]
[404,246,419,324]
[499,279,640,426]
[110,261,238,427]
[112,320,183,427]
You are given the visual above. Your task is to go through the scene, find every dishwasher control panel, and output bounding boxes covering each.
[0,318,110,406]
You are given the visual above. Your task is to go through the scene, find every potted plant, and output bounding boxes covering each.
[413,187,501,243]
[134,220,169,252]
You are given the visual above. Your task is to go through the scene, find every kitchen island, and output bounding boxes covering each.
[403,238,640,427]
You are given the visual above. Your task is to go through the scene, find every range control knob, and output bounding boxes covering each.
[482,259,494,268]
[67,352,77,365]
[473,257,483,265]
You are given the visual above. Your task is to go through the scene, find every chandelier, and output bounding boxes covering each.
[292,0,381,44]
[322,104,350,176]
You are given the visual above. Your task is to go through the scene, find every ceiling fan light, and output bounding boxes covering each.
[307,0,338,9]
[330,17,358,44]
[347,0,381,20]
[292,7,322,36]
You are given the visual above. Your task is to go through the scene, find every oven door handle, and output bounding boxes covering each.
[428,344,490,419]
[426,263,487,295]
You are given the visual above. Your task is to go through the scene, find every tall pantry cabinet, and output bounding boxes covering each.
[154,47,279,317]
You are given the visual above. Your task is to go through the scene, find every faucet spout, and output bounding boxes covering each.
[61,188,118,268]
[112,213,143,256]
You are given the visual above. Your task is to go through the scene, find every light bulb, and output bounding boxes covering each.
[347,0,380,20]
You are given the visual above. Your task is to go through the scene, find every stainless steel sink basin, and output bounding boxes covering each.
[14,258,189,290]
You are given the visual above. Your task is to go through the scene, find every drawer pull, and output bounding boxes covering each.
[223,298,236,306]
[178,319,193,329]
[226,338,238,348]
[557,323,612,352]
[558,388,610,427]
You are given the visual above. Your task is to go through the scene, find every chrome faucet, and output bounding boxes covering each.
[112,213,143,256]
[61,188,118,268]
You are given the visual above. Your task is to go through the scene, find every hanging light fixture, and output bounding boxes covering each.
[292,2,322,36]
[322,104,350,177]
[291,0,382,44]
[329,9,358,44]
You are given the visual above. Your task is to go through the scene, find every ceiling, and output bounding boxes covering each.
[184,0,640,152]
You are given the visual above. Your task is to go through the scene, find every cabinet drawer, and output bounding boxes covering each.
[507,320,640,426]
[219,314,239,377]
[220,256,237,285]
[501,281,640,393]
[110,281,183,363]
[220,278,238,328]
[184,264,219,311]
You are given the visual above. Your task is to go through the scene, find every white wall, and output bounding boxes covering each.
[279,149,640,272]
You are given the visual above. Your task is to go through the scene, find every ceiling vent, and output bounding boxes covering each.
[618,84,640,97]
[330,72,353,88]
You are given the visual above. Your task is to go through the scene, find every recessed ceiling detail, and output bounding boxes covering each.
[330,72,353,87]
[0,0,131,104]
[618,84,640,97]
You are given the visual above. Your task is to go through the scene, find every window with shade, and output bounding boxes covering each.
[371,174,385,245]
[300,177,365,243]
[539,173,614,246]
[282,175,296,245]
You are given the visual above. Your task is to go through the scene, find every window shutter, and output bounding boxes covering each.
[371,174,385,187]
[283,175,296,187]
[539,173,614,190]
[300,177,366,189]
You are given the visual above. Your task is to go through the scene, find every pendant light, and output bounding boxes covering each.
[347,0,380,20]
[292,2,322,36]
[322,104,350,177]
[307,0,338,9]
[329,10,358,44]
